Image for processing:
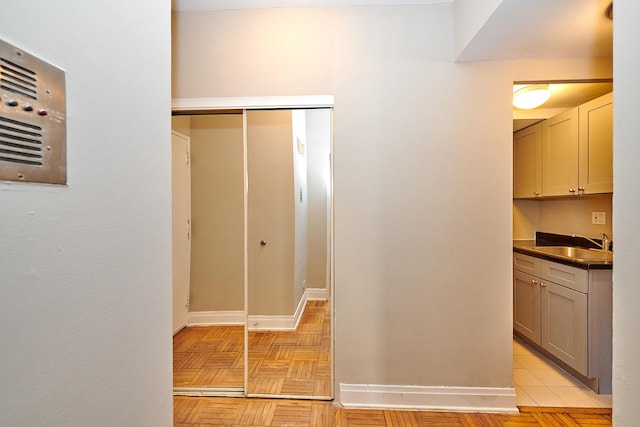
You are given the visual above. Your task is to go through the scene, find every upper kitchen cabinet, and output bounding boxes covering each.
[513,123,542,198]
[578,92,613,194]
[541,108,579,196]
[514,92,613,199]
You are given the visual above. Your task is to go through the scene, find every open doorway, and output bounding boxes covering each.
[511,81,613,408]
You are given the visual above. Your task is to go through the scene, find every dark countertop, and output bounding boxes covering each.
[513,240,613,270]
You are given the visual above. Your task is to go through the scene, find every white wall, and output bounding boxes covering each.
[613,1,640,424]
[172,3,613,407]
[0,1,172,426]
[173,4,514,394]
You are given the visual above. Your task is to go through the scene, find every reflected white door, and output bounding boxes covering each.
[172,131,191,334]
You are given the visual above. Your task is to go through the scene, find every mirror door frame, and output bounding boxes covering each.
[172,95,335,399]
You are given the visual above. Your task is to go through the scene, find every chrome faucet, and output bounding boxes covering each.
[601,232,611,251]
[572,232,612,251]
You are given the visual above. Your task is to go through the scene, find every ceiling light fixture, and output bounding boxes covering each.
[513,84,551,110]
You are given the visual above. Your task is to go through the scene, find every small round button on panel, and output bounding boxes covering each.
[7,99,18,107]
[23,104,34,112]
[37,109,48,116]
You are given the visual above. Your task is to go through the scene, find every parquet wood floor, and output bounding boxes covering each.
[174,397,612,426]
[248,300,331,397]
[173,300,331,396]
[173,324,245,388]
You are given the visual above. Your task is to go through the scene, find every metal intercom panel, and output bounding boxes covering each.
[0,38,66,184]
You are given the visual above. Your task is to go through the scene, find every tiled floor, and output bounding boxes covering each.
[513,338,612,408]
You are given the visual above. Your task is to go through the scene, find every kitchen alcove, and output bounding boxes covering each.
[171,97,334,399]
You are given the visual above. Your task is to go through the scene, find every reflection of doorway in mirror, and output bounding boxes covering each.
[172,113,246,392]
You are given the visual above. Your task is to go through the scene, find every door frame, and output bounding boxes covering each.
[171,130,191,335]
[172,95,336,399]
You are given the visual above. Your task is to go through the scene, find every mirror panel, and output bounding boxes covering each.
[246,109,332,398]
[172,114,246,391]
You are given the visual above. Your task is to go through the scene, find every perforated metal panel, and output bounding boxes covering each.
[0,38,66,184]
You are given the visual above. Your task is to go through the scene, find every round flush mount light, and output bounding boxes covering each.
[513,84,551,110]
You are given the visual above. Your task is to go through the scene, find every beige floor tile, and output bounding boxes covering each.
[548,386,602,407]
[514,385,537,406]
[513,341,530,356]
[514,353,551,370]
[513,368,544,386]
[591,393,613,408]
[519,385,568,407]
[513,359,524,369]
[528,367,582,387]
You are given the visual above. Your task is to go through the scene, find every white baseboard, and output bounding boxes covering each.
[339,383,518,413]
[187,310,244,326]
[185,288,329,330]
[249,287,328,330]
[305,287,329,301]
[173,323,186,336]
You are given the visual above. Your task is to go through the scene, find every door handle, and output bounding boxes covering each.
[260,240,267,246]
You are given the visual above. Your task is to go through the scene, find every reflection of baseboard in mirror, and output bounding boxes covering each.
[248,299,331,399]
[249,288,329,331]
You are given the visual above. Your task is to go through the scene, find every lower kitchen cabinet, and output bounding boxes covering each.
[513,252,612,393]
[514,270,541,343]
[541,281,587,374]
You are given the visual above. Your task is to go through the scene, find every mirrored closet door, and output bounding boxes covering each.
[171,106,333,399]
[246,109,333,399]
[172,113,246,394]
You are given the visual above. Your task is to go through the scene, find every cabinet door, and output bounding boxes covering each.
[542,108,579,196]
[579,92,613,194]
[514,270,541,344]
[513,123,542,198]
[541,281,588,375]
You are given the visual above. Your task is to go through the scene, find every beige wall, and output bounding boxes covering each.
[247,110,296,316]
[292,110,309,309]
[172,116,191,137]
[305,109,331,290]
[189,115,244,312]
[514,195,613,241]
[172,3,612,395]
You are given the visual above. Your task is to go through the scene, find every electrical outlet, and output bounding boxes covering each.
[592,211,606,225]
[185,294,190,307]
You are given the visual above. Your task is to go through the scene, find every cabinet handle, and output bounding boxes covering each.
[531,279,538,285]
[569,188,576,193]
[540,282,547,287]
[578,187,585,192]
[533,191,540,196]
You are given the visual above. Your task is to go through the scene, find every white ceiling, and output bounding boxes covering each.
[457,0,612,61]
[172,0,451,11]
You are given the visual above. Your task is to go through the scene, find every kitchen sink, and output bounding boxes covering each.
[533,246,613,262]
